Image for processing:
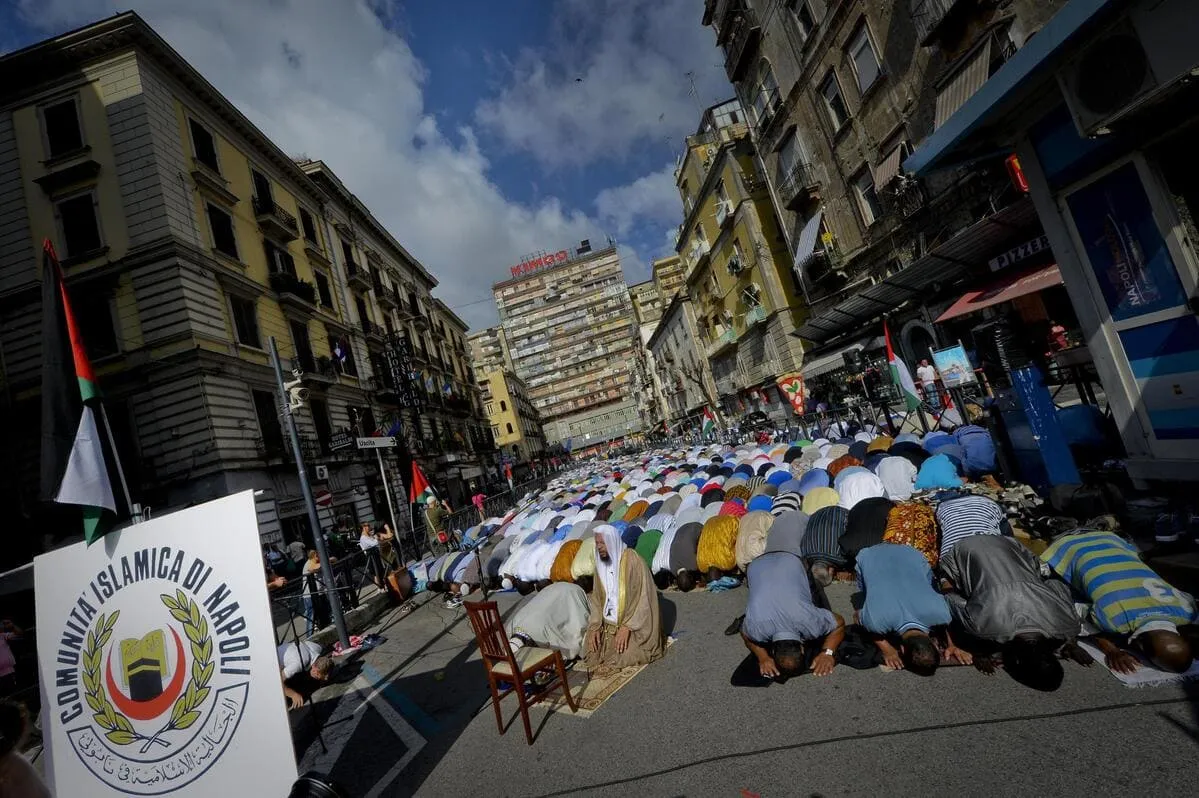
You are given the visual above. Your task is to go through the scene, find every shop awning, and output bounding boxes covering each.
[934,37,992,130]
[935,263,1063,322]
[794,199,1039,344]
[794,210,824,271]
[873,141,905,188]
[905,0,1120,175]
[803,343,862,380]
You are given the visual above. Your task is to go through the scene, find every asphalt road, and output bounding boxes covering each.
[294,583,1199,798]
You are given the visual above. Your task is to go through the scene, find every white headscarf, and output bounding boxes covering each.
[876,456,918,500]
[837,470,887,510]
[593,524,626,623]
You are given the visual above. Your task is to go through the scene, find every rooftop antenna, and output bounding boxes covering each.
[685,71,705,115]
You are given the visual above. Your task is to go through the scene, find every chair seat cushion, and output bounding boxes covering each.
[491,646,556,678]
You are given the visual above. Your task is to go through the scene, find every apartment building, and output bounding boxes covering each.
[651,254,686,303]
[0,13,491,550]
[675,98,806,424]
[467,324,513,377]
[492,244,640,448]
[646,292,720,430]
[701,0,1057,400]
[478,368,546,465]
[628,279,667,430]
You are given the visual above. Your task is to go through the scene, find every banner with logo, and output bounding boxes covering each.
[34,491,297,796]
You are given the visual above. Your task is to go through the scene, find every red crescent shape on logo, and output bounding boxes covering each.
[105,627,188,721]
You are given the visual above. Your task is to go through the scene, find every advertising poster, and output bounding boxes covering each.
[931,344,977,388]
[1066,162,1188,322]
[776,372,806,414]
[34,491,298,797]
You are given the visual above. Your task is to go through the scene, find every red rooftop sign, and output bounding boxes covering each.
[510,249,569,278]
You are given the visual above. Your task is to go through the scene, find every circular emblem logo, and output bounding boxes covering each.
[52,548,252,794]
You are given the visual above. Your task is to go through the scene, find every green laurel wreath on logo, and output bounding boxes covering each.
[79,590,216,752]
[146,589,215,751]
[81,610,139,746]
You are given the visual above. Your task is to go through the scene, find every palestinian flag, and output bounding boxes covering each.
[885,320,921,412]
[701,407,717,436]
[39,241,118,543]
[409,461,436,505]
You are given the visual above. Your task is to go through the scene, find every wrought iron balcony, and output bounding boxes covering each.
[706,327,737,359]
[346,263,371,292]
[252,196,299,242]
[778,161,821,211]
[269,271,317,307]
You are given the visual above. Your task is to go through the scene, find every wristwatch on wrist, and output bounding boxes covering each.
[821,648,835,657]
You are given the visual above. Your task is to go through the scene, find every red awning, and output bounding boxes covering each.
[935,263,1063,323]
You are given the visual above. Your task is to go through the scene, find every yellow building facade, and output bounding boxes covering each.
[674,99,807,421]
[0,13,492,548]
[478,368,546,463]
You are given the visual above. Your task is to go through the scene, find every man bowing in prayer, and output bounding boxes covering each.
[586,524,664,674]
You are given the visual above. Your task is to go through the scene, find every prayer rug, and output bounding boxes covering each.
[540,637,675,718]
[1077,639,1199,688]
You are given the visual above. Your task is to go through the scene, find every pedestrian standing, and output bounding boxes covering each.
[916,359,941,410]
[470,483,486,522]
[359,523,389,591]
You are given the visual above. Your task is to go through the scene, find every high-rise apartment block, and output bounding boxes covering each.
[467,324,512,377]
[492,245,639,448]
[651,255,686,303]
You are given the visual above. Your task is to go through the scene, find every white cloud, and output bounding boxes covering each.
[17,0,716,329]
[16,0,611,329]
[594,164,681,239]
[475,0,727,169]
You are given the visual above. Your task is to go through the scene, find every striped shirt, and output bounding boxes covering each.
[935,495,1006,558]
[801,507,849,566]
[1042,530,1196,635]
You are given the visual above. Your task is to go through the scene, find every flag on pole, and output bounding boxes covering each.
[885,320,921,412]
[701,407,717,436]
[409,461,436,505]
[39,241,118,543]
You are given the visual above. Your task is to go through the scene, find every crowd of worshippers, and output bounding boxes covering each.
[451,424,1197,689]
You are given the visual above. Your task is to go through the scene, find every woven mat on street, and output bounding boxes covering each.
[541,636,675,718]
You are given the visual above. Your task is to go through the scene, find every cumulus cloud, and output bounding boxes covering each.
[595,164,682,238]
[476,0,727,169]
[16,0,720,329]
[16,0,612,329]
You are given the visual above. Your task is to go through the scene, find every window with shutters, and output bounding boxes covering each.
[229,296,261,348]
[41,97,85,159]
[207,203,238,259]
[55,191,103,257]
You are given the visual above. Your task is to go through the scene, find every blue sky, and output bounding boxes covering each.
[3,0,731,329]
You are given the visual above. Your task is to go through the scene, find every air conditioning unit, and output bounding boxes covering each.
[1058,1,1199,136]
[314,464,329,481]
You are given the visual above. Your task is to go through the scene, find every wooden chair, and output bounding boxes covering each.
[464,600,576,744]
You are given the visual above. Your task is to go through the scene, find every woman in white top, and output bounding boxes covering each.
[359,523,392,590]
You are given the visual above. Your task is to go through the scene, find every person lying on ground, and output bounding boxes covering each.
[939,534,1090,685]
[800,506,853,586]
[1042,529,1198,674]
[278,639,333,709]
[668,518,704,592]
[506,582,592,661]
[855,543,971,675]
[935,494,1010,559]
[585,525,664,673]
[740,527,846,679]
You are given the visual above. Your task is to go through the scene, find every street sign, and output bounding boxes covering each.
[328,431,355,451]
[356,436,397,449]
[314,489,333,507]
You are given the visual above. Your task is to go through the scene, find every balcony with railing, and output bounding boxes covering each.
[346,263,371,292]
[778,161,821,211]
[269,271,317,309]
[252,196,299,242]
[706,327,737,359]
[743,304,767,329]
[723,6,761,82]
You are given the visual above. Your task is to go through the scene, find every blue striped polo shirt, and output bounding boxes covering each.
[935,495,1006,558]
[1042,530,1196,635]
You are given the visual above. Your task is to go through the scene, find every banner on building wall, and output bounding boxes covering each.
[34,491,297,797]
[776,372,806,414]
